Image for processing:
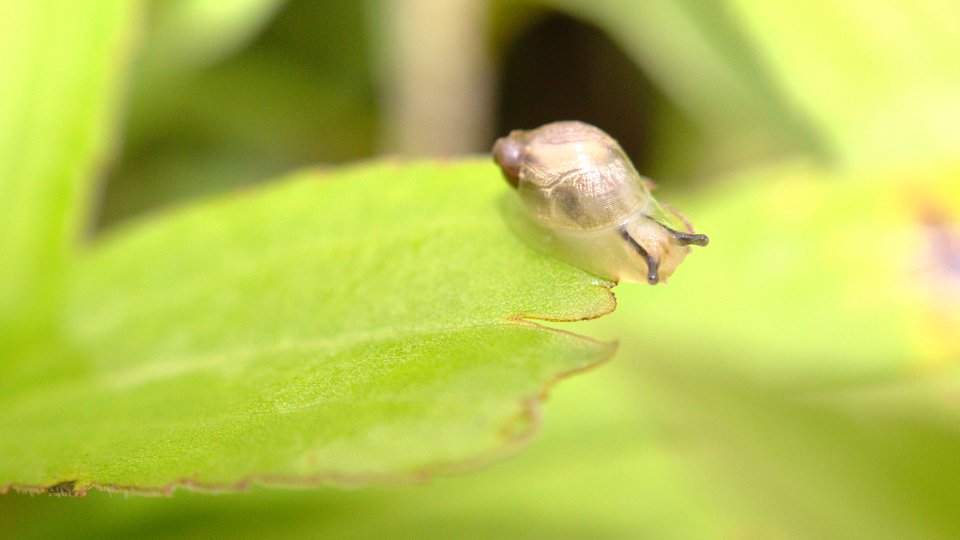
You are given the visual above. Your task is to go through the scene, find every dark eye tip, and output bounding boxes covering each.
[492,136,523,188]
[688,234,709,247]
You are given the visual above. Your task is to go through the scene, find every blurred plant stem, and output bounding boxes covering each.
[371,0,494,155]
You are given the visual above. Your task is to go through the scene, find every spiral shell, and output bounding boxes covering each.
[493,121,707,284]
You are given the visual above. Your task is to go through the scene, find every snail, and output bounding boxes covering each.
[493,121,707,284]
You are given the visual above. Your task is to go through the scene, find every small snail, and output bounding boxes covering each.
[493,121,708,284]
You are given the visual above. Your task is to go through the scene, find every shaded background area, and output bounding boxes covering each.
[98,1,376,226]
[7,0,960,538]
[98,0,812,229]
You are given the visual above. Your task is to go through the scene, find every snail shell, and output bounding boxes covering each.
[493,121,707,284]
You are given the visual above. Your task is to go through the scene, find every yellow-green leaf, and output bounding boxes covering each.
[0,1,141,338]
[0,160,615,495]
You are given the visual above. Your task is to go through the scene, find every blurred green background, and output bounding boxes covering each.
[4,0,960,537]
[97,0,821,229]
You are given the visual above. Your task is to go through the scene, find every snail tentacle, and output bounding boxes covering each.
[652,219,710,247]
[619,225,660,285]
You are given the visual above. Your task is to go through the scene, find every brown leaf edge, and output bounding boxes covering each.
[1,288,618,497]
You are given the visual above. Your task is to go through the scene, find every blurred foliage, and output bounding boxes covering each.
[494,12,695,179]
[521,0,826,173]
[100,1,377,227]
[727,0,960,167]
[0,1,140,340]
[4,0,960,538]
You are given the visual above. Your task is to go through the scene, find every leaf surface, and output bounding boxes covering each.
[0,159,616,494]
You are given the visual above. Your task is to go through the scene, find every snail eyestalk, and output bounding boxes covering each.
[492,134,524,188]
[620,226,660,285]
[655,220,710,247]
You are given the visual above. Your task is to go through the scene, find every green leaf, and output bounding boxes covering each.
[0,365,734,539]
[0,1,141,340]
[7,349,960,538]
[0,159,615,494]
[726,0,960,165]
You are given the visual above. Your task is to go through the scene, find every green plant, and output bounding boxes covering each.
[0,3,613,494]
[5,1,960,538]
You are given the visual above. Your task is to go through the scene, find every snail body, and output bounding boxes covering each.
[493,121,707,284]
